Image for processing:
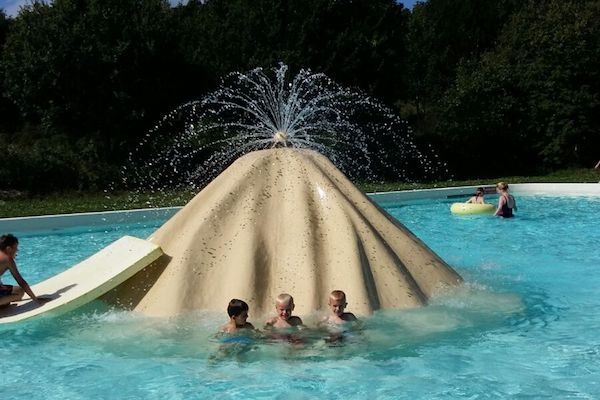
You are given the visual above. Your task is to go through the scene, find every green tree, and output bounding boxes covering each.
[436,0,600,176]
[407,0,518,111]
[174,0,409,104]
[2,0,179,150]
[1,0,188,191]
[0,10,20,133]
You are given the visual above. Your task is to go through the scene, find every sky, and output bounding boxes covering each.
[1,0,420,18]
[0,0,424,17]
[0,0,23,16]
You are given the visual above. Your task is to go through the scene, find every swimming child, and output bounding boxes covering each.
[466,187,486,204]
[265,293,303,329]
[0,234,49,307]
[321,290,357,325]
[495,182,517,218]
[211,299,257,362]
[221,298,255,333]
[318,290,359,345]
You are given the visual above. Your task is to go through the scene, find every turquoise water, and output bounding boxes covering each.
[2,195,599,399]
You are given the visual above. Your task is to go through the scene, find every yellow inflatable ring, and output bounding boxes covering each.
[450,203,495,215]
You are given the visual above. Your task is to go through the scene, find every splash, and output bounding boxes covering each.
[123,64,446,194]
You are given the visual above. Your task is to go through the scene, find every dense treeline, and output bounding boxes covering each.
[0,0,598,192]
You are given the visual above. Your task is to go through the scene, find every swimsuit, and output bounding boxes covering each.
[0,284,13,296]
[499,194,514,218]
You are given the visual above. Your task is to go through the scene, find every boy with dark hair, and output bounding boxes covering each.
[0,234,48,307]
[221,298,255,332]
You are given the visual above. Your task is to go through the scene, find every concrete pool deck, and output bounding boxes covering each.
[1,183,599,232]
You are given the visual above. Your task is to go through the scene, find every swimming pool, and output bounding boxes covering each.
[1,194,599,399]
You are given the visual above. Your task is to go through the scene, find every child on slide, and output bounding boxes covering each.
[0,234,49,307]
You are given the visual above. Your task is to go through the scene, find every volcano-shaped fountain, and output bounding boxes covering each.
[106,65,461,317]
[108,148,461,317]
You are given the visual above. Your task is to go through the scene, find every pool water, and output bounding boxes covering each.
[2,195,599,399]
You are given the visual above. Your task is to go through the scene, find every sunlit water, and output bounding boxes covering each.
[2,195,599,399]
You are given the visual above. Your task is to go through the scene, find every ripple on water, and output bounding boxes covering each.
[2,195,599,398]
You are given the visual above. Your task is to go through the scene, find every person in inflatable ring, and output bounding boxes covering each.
[466,187,486,204]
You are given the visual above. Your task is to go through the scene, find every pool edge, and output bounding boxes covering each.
[2,183,599,232]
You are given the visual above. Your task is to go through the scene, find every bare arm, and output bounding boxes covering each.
[495,195,506,216]
[264,317,277,329]
[7,260,39,301]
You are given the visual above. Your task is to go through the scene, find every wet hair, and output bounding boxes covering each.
[496,182,509,191]
[276,293,293,306]
[329,290,346,302]
[475,187,485,196]
[0,234,18,251]
[227,299,249,317]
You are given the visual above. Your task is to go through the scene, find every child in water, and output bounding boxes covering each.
[264,294,305,346]
[221,298,255,333]
[319,290,359,345]
[0,234,49,307]
[466,187,486,204]
[265,293,304,329]
[212,299,256,361]
[321,290,357,325]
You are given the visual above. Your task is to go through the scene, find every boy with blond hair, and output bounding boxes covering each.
[265,293,303,329]
[321,290,357,325]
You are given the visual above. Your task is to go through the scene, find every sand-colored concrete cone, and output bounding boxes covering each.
[108,149,462,317]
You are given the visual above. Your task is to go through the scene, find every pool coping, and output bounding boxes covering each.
[1,183,599,232]
[369,182,600,204]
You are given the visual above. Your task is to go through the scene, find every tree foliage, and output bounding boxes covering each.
[174,0,409,103]
[0,0,599,192]
[0,10,19,133]
[2,0,178,146]
[435,0,600,176]
[407,0,518,107]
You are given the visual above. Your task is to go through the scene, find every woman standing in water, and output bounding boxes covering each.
[495,182,517,218]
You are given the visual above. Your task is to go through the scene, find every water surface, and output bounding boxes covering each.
[2,195,599,399]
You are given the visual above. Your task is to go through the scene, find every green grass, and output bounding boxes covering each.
[1,168,598,218]
[0,190,196,218]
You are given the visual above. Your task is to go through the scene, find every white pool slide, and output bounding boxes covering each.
[0,236,162,324]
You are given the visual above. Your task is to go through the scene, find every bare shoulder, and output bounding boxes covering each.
[264,317,277,327]
[2,257,18,272]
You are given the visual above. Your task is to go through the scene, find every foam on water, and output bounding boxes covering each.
[2,195,599,399]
